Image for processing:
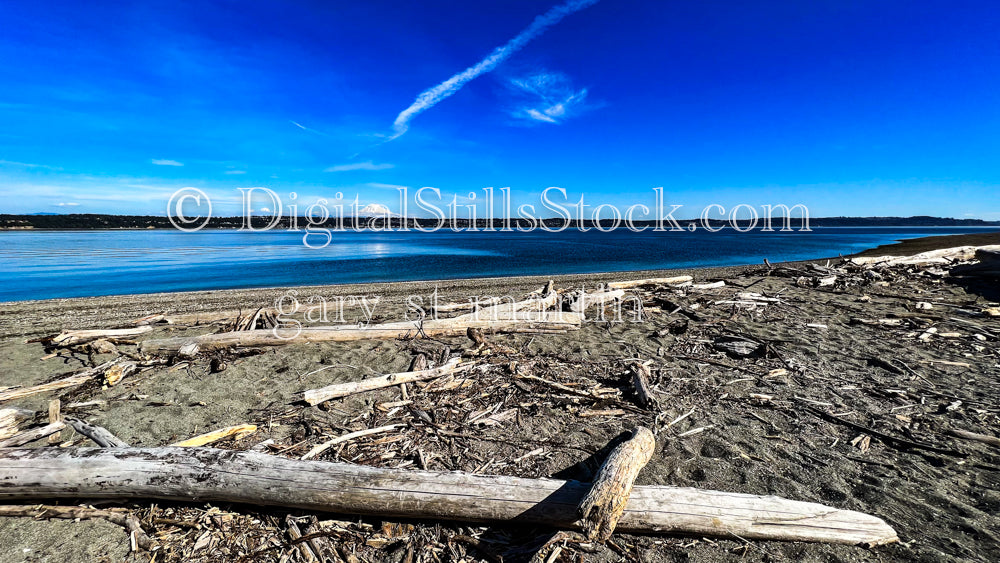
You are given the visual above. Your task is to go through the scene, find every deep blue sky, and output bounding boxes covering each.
[1,0,998,219]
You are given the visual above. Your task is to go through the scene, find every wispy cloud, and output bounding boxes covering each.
[0,160,63,170]
[388,0,599,140]
[325,161,395,172]
[290,120,331,137]
[224,170,247,175]
[506,71,593,125]
[152,159,184,166]
[53,202,80,207]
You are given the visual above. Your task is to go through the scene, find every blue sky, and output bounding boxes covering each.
[1,0,998,219]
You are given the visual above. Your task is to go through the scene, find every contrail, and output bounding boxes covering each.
[389,0,599,140]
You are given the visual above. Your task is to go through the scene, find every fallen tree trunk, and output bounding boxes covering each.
[0,447,898,546]
[140,313,582,355]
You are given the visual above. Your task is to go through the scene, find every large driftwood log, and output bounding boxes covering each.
[302,358,476,406]
[0,447,898,546]
[141,313,581,355]
[578,427,656,541]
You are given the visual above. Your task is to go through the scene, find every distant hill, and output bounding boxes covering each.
[1,213,998,230]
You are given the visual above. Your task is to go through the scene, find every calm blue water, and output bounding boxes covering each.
[0,227,993,302]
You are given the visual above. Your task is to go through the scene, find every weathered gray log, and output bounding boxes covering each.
[141,313,582,355]
[0,447,898,546]
[578,427,656,541]
[65,417,130,447]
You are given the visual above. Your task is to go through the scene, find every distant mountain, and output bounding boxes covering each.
[1,213,998,230]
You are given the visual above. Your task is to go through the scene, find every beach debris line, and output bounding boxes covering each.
[0,443,899,546]
[140,311,583,355]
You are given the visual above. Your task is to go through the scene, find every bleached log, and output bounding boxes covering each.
[140,313,582,355]
[50,326,152,347]
[690,281,726,290]
[569,289,626,313]
[851,245,1000,267]
[0,360,115,404]
[0,422,66,447]
[0,447,899,546]
[607,276,692,290]
[0,408,33,440]
[578,427,656,541]
[302,358,475,406]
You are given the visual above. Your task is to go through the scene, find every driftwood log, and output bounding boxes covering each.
[141,313,581,355]
[302,358,476,406]
[0,422,66,448]
[49,327,152,347]
[0,360,115,404]
[0,447,898,546]
[578,427,656,541]
[607,276,692,289]
[65,417,129,447]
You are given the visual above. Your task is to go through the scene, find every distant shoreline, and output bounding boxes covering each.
[2,213,999,231]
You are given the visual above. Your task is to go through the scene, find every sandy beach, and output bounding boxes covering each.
[1,231,998,562]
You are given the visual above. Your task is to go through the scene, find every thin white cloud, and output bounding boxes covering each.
[325,161,395,173]
[0,159,63,170]
[53,202,80,207]
[152,159,184,166]
[291,120,331,137]
[225,170,247,175]
[507,71,592,124]
[389,0,599,140]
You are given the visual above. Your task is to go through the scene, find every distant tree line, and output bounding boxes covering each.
[1,213,998,230]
